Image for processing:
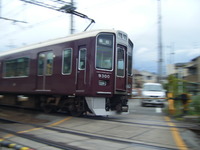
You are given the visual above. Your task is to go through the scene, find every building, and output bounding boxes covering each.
[166,63,188,78]
[132,70,158,96]
[166,56,200,94]
[132,69,143,88]
[185,56,200,94]
[140,71,158,83]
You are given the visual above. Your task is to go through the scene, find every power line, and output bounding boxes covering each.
[0,14,65,40]
[20,0,95,33]
[2,2,30,19]
[0,16,27,23]
[0,0,27,24]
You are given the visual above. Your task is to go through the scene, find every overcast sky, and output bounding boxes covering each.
[0,0,200,74]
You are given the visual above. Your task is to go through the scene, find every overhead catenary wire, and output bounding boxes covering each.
[0,0,28,24]
[0,1,96,50]
[0,14,66,37]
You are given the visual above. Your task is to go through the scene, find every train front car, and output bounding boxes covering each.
[86,30,133,115]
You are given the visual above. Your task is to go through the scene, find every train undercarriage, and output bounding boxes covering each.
[0,94,129,116]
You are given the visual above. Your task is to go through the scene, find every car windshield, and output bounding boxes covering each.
[143,85,163,91]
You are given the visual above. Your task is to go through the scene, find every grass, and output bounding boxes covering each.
[188,95,200,116]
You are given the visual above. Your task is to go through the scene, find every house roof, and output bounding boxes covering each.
[191,55,200,61]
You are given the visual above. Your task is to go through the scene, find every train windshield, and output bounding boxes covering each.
[96,34,114,70]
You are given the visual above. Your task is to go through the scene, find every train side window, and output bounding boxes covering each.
[3,57,29,78]
[38,52,54,76]
[117,47,125,77]
[128,39,133,76]
[17,58,29,76]
[38,54,45,76]
[78,48,86,70]
[46,52,54,75]
[62,48,72,74]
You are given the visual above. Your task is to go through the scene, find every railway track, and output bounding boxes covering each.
[1,106,199,149]
[0,127,83,150]
[83,115,200,130]
[1,105,199,132]
[0,117,179,150]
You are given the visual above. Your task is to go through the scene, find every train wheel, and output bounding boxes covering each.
[68,103,84,117]
[70,110,83,117]
[42,104,54,113]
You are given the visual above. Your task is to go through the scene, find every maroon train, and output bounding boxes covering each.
[0,29,133,116]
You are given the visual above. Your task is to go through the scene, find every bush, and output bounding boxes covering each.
[190,95,200,115]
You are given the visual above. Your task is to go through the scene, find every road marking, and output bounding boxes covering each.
[3,116,73,139]
[48,116,73,127]
[155,107,162,113]
[165,116,188,150]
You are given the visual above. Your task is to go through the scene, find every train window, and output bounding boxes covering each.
[38,52,54,76]
[118,32,127,41]
[128,39,133,76]
[46,52,54,75]
[38,54,45,76]
[96,34,114,70]
[128,54,132,75]
[117,47,125,77]
[79,48,86,70]
[4,57,29,78]
[62,48,72,74]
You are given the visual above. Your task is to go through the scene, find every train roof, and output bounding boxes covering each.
[0,29,121,57]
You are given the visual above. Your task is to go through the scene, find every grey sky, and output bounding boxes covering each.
[0,0,199,73]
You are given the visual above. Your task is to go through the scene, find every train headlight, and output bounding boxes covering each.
[99,80,107,86]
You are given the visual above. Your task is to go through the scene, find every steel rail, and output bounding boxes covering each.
[0,127,84,150]
[0,117,179,150]
[82,115,199,130]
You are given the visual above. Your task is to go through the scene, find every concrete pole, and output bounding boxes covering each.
[70,0,74,34]
[157,0,163,83]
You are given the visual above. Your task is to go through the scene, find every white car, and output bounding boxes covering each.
[141,83,166,107]
[132,89,138,96]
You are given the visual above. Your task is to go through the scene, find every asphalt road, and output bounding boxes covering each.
[128,98,166,115]
[128,98,200,150]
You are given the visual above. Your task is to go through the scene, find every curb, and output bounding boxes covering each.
[183,115,200,123]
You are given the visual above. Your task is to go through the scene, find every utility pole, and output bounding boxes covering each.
[70,0,74,34]
[0,0,1,18]
[157,0,163,83]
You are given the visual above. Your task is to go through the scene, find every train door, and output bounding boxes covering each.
[36,51,54,91]
[76,48,87,93]
[115,45,127,91]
